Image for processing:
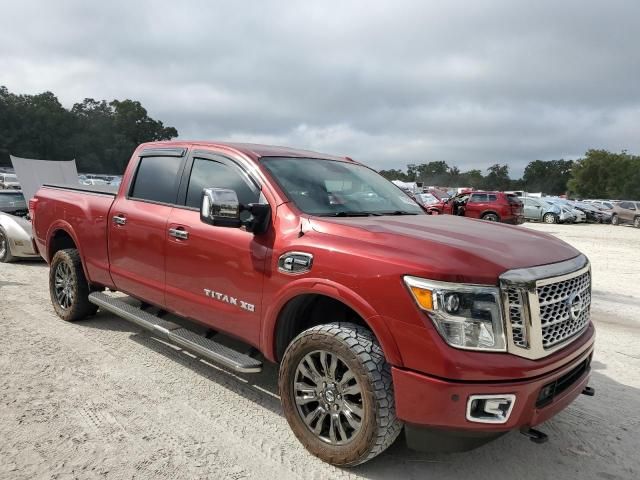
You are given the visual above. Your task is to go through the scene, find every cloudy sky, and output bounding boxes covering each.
[1,1,639,176]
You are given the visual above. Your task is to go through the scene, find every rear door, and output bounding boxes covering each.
[466,193,488,218]
[524,198,542,220]
[164,151,269,346]
[109,149,187,307]
[618,202,635,222]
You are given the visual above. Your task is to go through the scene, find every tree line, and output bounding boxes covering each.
[379,150,639,199]
[0,86,178,174]
[1,87,638,199]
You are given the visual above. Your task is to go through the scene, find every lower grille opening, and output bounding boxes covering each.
[536,355,592,408]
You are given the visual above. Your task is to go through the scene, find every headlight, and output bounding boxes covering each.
[404,276,506,351]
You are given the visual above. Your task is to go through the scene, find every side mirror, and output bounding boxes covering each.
[200,187,271,234]
[201,188,242,228]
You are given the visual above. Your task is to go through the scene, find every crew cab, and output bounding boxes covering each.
[31,142,595,466]
[443,191,525,224]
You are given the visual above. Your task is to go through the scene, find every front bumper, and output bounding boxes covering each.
[393,341,594,452]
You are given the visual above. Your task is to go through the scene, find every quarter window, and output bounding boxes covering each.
[130,156,182,204]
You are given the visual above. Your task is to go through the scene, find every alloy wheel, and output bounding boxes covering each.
[0,232,6,259]
[54,261,75,309]
[293,350,364,445]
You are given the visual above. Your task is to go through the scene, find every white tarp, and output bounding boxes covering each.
[9,155,79,202]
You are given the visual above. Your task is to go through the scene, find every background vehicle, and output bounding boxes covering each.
[520,197,574,224]
[413,192,443,214]
[611,201,640,227]
[443,191,524,224]
[0,173,21,190]
[0,191,39,262]
[546,198,587,223]
[31,141,595,466]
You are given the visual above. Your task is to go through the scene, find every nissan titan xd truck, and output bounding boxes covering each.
[31,141,595,466]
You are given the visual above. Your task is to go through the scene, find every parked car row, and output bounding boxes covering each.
[0,172,20,190]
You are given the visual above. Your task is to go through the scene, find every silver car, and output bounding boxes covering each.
[520,197,575,224]
[0,191,40,262]
[0,173,20,190]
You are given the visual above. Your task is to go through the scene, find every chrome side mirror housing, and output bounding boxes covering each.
[200,188,242,228]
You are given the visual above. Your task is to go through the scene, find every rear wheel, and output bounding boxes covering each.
[543,213,557,224]
[49,248,98,321]
[482,212,499,222]
[279,323,402,466]
[611,214,619,225]
[634,216,640,228]
[0,228,16,263]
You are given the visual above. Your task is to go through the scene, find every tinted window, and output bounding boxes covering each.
[186,158,259,209]
[130,156,182,204]
[470,193,488,203]
[488,194,497,202]
[0,193,25,207]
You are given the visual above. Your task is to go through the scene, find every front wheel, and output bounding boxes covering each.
[49,248,98,321]
[543,213,557,224]
[279,323,402,466]
[0,228,16,263]
[611,214,619,225]
[634,217,640,228]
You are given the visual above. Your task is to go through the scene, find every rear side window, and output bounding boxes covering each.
[507,194,521,204]
[186,158,259,209]
[470,193,488,203]
[488,194,497,202]
[130,156,182,204]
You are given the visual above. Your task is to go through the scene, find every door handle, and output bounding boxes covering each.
[112,215,127,225]
[168,227,189,240]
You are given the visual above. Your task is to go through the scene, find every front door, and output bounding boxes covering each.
[164,153,269,346]
[109,153,186,307]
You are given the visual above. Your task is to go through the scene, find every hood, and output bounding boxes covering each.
[310,214,580,284]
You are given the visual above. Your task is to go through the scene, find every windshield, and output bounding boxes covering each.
[261,157,423,216]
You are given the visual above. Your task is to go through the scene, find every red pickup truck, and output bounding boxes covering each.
[31,141,595,466]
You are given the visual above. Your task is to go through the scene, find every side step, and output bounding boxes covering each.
[88,292,262,373]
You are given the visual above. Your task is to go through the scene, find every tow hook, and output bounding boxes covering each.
[520,427,549,444]
[582,386,595,396]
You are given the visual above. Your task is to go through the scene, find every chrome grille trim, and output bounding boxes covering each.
[499,255,591,360]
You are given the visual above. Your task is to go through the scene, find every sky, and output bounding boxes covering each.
[1,0,639,177]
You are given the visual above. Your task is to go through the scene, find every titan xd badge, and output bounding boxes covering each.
[203,289,255,313]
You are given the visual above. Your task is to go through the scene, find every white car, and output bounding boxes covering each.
[0,173,21,190]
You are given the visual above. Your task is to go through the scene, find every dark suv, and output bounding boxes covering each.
[611,201,640,228]
[443,191,524,224]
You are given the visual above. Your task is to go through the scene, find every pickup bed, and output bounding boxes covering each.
[31,141,595,466]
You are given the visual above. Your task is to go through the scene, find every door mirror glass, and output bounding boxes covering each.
[200,188,242,228]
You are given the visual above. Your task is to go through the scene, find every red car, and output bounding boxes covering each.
[443,191,525,224]
[31,142,594,466]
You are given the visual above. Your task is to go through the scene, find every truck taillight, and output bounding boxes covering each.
[29,197,38,221]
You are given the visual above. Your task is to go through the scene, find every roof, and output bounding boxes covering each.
[139,140,349,162]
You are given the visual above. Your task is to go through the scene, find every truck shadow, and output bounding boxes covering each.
[80,312,639,479]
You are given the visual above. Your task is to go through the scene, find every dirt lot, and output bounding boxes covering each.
[0,223,638,480]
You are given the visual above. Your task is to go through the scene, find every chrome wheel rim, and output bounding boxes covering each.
[54,262,75,309]
[294,350,364,445]
[0,233,6,258]
[544,214,555,224]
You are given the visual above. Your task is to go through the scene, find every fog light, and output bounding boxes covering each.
[466,394,516,424]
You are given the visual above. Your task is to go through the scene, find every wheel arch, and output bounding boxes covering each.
[481,210,500,219]
[46,222,90,280]
[262,280,403,366]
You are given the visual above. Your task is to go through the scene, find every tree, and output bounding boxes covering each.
[568,149,640,199]
[523,159,574,195]
[0,86,178,173]
[483,164,511,190]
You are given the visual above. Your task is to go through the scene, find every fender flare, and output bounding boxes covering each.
[261,277,403,366]
[45,221,91,282]
[480,209,500,220]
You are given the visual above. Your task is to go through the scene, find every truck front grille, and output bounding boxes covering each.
[500,256,591,359]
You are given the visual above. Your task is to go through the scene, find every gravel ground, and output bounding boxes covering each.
[0,223,638,480]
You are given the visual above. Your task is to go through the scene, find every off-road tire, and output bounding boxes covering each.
[49,248,98,321]
[611,214,619,225]
[634,216,640,228]
[279,323,402,467]
[482,212,500,222]
[543,213,557,224]
[0,228,16,263]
